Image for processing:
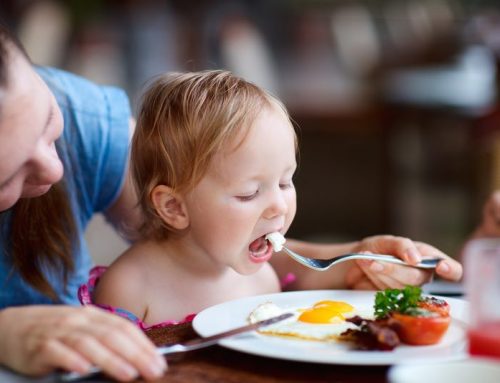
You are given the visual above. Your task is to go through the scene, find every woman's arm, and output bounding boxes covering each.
[103,118,142,242]
[0,305,166,380]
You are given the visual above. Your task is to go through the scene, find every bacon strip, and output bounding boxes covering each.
[340,316,400,351]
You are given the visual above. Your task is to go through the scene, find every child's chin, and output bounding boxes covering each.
[236,260,266,276]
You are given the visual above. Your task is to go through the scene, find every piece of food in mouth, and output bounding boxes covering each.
[265,232,286,252]
[341,286,451,349]
[248,300,368,342]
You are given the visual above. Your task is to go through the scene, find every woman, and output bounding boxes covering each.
[0,26,166,381]
[0,25,462,380]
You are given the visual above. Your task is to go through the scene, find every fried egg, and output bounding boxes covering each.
[248,300,372,341]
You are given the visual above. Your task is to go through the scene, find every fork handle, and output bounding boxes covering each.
[339,253,440,269]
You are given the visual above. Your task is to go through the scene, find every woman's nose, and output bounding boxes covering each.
[28,142,63,185]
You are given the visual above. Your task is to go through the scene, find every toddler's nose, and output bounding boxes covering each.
[264,191,288,219]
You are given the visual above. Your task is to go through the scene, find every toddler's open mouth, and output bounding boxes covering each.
[248,232,286,263]
[249,236,270,258]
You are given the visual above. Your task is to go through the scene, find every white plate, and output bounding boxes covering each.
[193,290,469,365]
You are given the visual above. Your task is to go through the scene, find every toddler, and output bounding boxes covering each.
[82,70,298,328]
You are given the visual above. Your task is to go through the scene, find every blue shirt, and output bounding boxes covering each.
[0,67,131,308]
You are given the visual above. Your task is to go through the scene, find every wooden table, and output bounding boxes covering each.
[140,322,390,383]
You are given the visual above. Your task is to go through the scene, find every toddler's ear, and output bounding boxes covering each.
[151,185,189,230]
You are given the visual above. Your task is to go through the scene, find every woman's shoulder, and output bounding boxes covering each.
[36,66,130,118]
[37,67,132,216]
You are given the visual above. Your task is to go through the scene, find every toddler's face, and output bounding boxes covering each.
[184,105,297,274]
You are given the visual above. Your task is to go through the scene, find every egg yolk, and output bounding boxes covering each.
[298,300,354,324]
[313,300,354,313]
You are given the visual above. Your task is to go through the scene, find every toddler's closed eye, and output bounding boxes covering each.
[280,181,294,189]
[236,191,259,201]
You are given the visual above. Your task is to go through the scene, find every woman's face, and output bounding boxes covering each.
[0,48,63,211]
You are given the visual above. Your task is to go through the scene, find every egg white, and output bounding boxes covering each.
[248,301,372,342]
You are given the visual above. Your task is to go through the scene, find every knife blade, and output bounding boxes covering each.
[59,312,293,382]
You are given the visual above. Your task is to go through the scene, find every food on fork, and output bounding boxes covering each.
[265,232,286,252]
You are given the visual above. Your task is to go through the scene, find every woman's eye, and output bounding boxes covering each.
[237,191,258,201]
[280,180,294,189]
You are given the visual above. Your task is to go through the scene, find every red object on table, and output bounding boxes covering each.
[391,312,451,346]
[468,321,500,359]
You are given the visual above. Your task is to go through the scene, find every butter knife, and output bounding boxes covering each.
[60,312,293,382]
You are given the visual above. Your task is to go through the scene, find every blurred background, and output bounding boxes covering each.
[2,0,500,265]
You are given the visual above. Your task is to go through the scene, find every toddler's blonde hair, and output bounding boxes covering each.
[132,70,294,239]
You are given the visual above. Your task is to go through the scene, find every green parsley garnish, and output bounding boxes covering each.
[374,285,422,319]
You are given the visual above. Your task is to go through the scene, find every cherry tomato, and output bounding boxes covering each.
[391,312,451,345]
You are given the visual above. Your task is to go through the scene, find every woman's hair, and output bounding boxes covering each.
[132,70,294,240]
[0,24,75,301]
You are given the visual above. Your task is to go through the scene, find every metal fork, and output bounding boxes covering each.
[281,246,441,271]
